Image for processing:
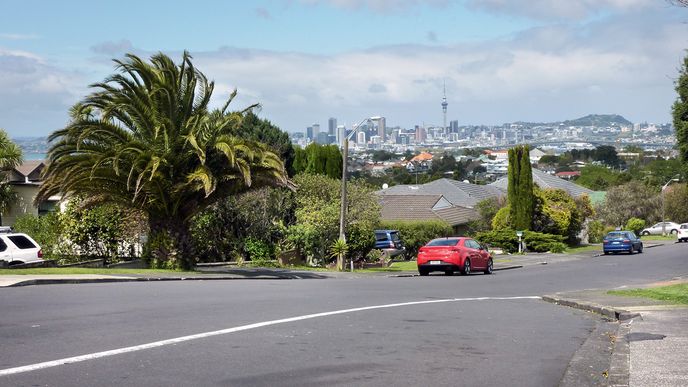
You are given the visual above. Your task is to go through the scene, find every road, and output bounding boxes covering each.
[1,243,686,386]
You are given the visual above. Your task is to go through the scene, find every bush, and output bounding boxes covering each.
[475,229,565,253]
[379,220,453,259]
[587,220,605,243]
[12,213,64,259]
[491,206,511,230]
[625,217,646,236]
[244,237,273,262]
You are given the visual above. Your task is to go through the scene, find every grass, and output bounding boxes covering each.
[564,244,601,254]
[608,283,688,305]
[0,268,192,276]
[640,235,677,241]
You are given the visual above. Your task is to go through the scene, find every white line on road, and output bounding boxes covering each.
[0,296,540,377]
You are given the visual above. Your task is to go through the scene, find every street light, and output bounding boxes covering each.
[661,175,680,235]
[338,117,373,270]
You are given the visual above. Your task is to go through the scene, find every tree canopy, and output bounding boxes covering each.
[37,52,292,269]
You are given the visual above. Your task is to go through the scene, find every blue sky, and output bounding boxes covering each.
[0,0,686,136]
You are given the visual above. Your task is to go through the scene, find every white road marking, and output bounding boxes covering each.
[0,296,540,377]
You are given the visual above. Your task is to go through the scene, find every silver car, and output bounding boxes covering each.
[640,222,681,236]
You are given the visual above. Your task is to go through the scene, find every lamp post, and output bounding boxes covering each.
[338,117,373,270]
[661,176,680,235]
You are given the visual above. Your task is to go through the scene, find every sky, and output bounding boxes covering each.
[0,0,687,137]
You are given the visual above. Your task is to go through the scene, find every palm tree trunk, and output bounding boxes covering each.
[147,217,196,270]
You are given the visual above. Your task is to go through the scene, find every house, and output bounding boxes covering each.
[489,168,593,198]
[555,171,581,180]
[406,152,433,172]
[379,194,480,232]
[378,178,504,209]
[2,160,60,226]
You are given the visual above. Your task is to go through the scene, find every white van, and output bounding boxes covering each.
[0,229,43,266]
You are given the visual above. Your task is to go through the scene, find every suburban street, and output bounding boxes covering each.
[1,243,686,386]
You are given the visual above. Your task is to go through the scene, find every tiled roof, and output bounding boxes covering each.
[14,160,44,177]
[410,152,433,162]
[377,178,504,208]
[489,168,593,197]
[379,194,479,226]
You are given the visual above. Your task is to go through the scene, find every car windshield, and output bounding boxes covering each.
[375,233,389,241]
[606,232,627,239]
[681,224,688,229]
[426,238,459,247]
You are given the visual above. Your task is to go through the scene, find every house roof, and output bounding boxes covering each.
[377,178,504,208]
[14,160,44,177]
[379,194,479,226]
[489,168,593,197]
[410,152,433,162]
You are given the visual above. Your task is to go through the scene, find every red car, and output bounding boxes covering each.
[416,237,493,276]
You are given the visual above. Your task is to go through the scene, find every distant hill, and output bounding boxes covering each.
[561,114,632,127]
[512,114,632,128]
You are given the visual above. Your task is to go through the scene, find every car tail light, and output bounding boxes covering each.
[37,249,43,258]
[623,239,630,243]
[603,240,608,243]
[389,241,394,248]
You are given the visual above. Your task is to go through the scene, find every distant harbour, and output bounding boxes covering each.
[24,153,47,161]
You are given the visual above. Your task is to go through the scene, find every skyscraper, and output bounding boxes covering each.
[312,123,320,142]
[441,81,448,134]
[374,117,386,142]
[306,126,313,140]
[328,117,337,136]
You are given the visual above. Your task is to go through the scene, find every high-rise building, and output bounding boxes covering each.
[337,125,346,146]
[372,117,386,141]
[312,123,320,141]
[316,131,328,144]
[450,120,459,133]
[306,126,313,140]
[328,117,337,136]
[356,131,366,145]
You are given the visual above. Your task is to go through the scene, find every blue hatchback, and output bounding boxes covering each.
[603,231,643,254]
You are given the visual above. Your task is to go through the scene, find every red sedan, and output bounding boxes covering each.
[416,237,493,276]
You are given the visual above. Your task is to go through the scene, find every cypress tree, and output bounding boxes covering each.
[673,53,688,178]
[508,145,534,230]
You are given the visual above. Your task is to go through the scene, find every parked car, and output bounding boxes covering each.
[416,237,492,276]
[374,229,405,258]
[640,222,681,236]
[603,231,643,255]
[677,223,688,243]
[0,229,43,266]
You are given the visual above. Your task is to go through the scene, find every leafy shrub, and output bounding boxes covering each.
[379,220,453,259]
[587,220,605,243]
[625,217,646,236]
[13,213,64,259]
[244,237,273,263]
[491,206,511,230]
[475,229,565,253]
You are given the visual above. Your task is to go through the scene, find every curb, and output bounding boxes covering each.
[3,275,313,287]
[541,295,640,321]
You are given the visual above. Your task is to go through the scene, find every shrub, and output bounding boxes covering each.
[491,206,511,230]
[12,213,64,259]
[244,237,273,262]
[625,217,646,236]
[379,220,453,259]
[475,229,565,253]
[587,220,605,243]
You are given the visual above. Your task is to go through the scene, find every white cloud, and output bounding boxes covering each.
[0,33,40,40]
[297,0,450,12]
[465,0,655,20]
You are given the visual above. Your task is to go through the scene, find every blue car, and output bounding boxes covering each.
[603,231,643,254]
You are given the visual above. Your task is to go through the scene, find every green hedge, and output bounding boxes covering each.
[379,220,453,259]
[475,229,566,253]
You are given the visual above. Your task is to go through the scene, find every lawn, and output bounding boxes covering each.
[0,268,191,275]
[608,283,688,305]
[564,244,601,254]
[640,235,677,241]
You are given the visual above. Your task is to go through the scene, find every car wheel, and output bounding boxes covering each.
[461,259,471,275]
[603,251,609,255]
[484,258,493,275]
[671,229,678,235]
[629,245,634,254]
[418,268,429,276]
[642,231,650,236]
[638,244,643,253]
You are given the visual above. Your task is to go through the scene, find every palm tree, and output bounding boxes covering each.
[0,129,23,222]
[36,52,292,269]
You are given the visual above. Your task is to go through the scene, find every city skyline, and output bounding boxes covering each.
[0,1,686,137]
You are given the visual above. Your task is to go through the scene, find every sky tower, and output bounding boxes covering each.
[441,81,448,134]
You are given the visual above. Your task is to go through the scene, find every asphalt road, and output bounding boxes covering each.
[1,243,686,386]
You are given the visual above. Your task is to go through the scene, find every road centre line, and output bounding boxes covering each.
[0,296,541,377]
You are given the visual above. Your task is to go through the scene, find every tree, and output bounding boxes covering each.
[235,112,296,176]
[594,145,620,168]
[664,184,688,223]
[596,181,661,226]
[576,165,625,190]
[673,52,688,178]
[508,145,533,230]
[36,52,291,269]
[0,129,23,221]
